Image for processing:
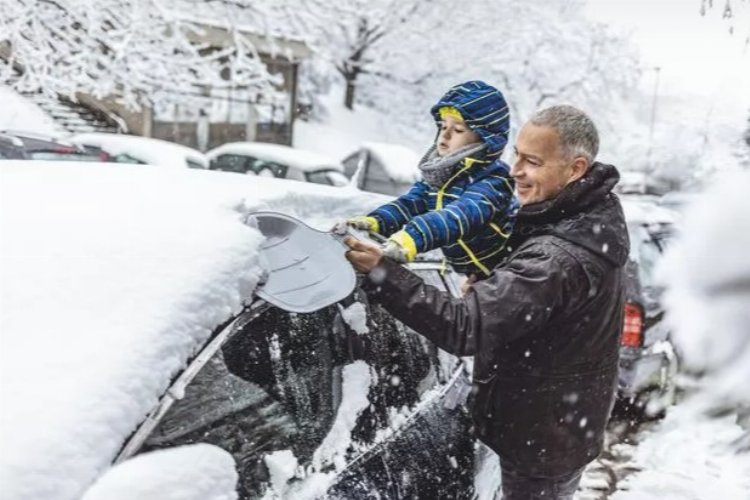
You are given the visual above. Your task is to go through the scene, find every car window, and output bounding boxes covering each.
[28,151,101,161]
[140,270,460,497]
[211,154,251,173]
[186,157,207,169]
[112,153,146,164]
[306,169,349,187]
[250,160,288,178]
[143,305,348,497]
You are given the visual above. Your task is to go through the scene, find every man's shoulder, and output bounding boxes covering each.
[509,234,603,273]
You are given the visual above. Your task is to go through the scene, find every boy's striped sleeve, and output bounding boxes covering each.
[368,181,431,237]
[402,174,516,252]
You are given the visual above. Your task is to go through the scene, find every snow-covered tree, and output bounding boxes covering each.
[0,0,285,109]
[282,0,427,110]
[336,0,642,147]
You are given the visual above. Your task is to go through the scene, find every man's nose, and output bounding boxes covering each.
[510,159,523,178]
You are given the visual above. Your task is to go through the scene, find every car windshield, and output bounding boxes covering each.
[629,225,672,286]
[306,168,349,187]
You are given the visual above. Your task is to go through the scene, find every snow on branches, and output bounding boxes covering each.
[0,0,284,109]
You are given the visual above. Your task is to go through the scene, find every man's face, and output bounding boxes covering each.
[511,124,583,206]
[436,116,481,156]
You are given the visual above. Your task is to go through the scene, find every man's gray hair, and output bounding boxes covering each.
[529,105,599,164]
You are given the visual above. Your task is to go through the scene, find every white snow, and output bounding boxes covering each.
[611,399,750,500]
[81,444,238,500]
[263,450,300,497]
[339,302,370,335]
[0,161,383,500]
[614,170,750,499]
[70,132,209,169]
[359,141,421,184]
[0,86,64,135]
[312,360,372,471]
[658,171,750,409]
[206,142,343,172]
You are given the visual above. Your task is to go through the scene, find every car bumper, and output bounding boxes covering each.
[618,340,677,397]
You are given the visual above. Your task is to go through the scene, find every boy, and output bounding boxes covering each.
[348,80,518,278]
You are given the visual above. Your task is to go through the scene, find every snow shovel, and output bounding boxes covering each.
[245,211,361,314]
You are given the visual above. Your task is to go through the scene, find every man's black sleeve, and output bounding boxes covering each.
[363,243,575,357]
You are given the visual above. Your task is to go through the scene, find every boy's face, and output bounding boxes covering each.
[436,116,481,156]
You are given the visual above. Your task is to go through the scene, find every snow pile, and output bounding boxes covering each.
[263,450,300,496]
[339,302,370,335]
[312,360,372,470]
[612,399,750,500]
[658,171,750,409]
[0,161,379,500]
[82,444,238,500]
[0,85,63,135]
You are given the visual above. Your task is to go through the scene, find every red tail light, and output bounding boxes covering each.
[621,302,644,347]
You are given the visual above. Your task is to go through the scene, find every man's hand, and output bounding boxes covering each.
[344,236,384,274]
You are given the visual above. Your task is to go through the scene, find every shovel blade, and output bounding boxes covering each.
[247,211,356,313]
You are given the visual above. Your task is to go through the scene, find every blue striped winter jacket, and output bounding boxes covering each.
[368,81,518,276]
[369,158,517,275]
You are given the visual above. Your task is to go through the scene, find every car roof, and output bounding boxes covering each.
[71,133,207,168]
[207,142,343,172]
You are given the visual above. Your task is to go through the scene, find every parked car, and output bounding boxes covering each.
[0,130,106,161]
[617,197,680,417]
[341,141,421,196]
[207,142,349,187]
[1,161,473,500]
[0,133,27,159]
[70,132,208,169]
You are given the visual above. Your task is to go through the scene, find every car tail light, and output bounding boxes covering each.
[53,146,77,154]
[621,302,644,347]
[99,151,111,161]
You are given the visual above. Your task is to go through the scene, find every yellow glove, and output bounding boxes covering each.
[347,216,380,234]
[383,230,418,263]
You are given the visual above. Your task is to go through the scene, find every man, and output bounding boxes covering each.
[345,105,629,500]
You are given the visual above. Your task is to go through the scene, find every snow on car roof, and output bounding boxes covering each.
[0,161,385,500]
[206,142,343,172]
[621,196,678,226]
[71,133,207,169]
[359,141,421,184]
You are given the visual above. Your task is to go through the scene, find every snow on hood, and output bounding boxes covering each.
[0,161,384,500]
[359,141,420,184]
[207,142,343,173]
[81,444,238,500]
[70,133,208,169]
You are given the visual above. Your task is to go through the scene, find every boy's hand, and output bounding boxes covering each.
[344,236,384,273]
[382,239,410,263]
[347,216,379,233]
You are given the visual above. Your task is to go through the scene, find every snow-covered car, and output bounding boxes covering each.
[207,142,350,188]
[70,132,209,169]
[0,130,106,161]
[341,141,421,196]
[617,197,680,416]
[1,160,473,500]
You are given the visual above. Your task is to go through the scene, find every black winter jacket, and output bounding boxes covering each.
[364,162,630,477]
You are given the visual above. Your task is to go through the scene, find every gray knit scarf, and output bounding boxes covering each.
[418,142,487,188]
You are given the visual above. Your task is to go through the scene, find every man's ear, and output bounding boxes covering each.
[568,157,589,184]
